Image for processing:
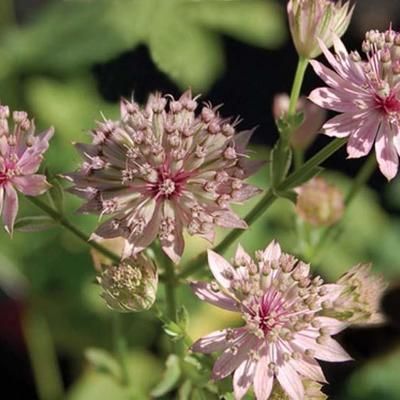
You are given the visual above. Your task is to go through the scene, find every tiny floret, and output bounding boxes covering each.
[287,0,354,59]
[64,90,262,263]
[190,241,351,400]
[0,105,54,235]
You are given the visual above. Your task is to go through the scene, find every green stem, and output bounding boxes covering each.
[112,313,130,386]
[288,56,309,118]
[311,153,377,260]
[294,148,305,170]
[178,137,347,280]
[26,196,120,263]
[23,307,64,400]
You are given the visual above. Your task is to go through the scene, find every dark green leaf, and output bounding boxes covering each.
[270,139,293,187]
[177,305,190,330]
[14,216,57,233]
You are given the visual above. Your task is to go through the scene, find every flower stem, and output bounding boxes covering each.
[178,137,347,279]
[112,313,130,386]
[288,56,309,118]
[26,196,120,263]
[311,153,377,259]
[22,306,64,400]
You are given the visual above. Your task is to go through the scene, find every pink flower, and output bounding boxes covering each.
[0,106,54,235]
[64,91,262,263]
[191,241,352,400]
[309,29,400,180]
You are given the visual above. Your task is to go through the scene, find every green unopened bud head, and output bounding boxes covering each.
[97,255,158,312]
[287,0,354,59]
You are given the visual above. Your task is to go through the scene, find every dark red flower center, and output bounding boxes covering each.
[257,292,284,335]
[375,91,400,114]
[0,171,7,186]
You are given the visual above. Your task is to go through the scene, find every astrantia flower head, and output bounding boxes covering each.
[0,105,53,235]
[309,29,400,180]
[97,255,157,312]
[327,263,388,325]
[287,0,354,59]
[191,241,351,400]
[295,177,344,227]
[65,90,262,263]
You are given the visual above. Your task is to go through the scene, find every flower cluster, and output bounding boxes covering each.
[65,91,262,263]
[287,0,353,59]
[97,255,157,312]
[0,105,53,235]
[191,241,351,400]
[309,28,400,180]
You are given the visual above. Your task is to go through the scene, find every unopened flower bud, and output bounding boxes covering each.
[327,263,388,325]
[273,93,326,150]
[287,0,353,59]
[295,177,344,227]
[97,255,158,312]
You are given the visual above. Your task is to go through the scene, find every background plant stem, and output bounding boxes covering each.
[26,196,120,263]
[22,306,64,400]
[112,313,130,386]
[178,137,347,279]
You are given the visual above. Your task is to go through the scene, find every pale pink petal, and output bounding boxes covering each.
[322,112,367,138]
[262,240,281,262]
[12,175,49,196]
[347,116,380,158]
[3,183,18,235]
[231,184,262,203]
[289,356,327,383]
[212,334,259,380]
[190,281,239,312]
[235,243,252,264]
[375,122,399,181]
[276,361,304,400]
[233,359,256,400]
[309,87,359,113]
[207,249,237,289]
[0,186,3,215]
[214,210,247,229]
[294,333,352,362]
[318,283,344,304]
[316,316,348,335]
[253,353,274,400]
[191,327,246,354]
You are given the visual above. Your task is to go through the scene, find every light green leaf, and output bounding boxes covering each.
[151,354,182,397]
[84,348,121,381]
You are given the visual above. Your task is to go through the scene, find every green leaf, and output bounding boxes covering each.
[14,216,57,233]
[163,320,185,340]
[1,0,286,90]
[344,348,400,400]
[270,139,293,187]
[275,190,297,204]
[185,0,286,49]
[48,177,65,214]
[84,348,121,381]
[149,18,224,91]
[151,354,182,397]
[179,380,193,400]
[177,305,190,330]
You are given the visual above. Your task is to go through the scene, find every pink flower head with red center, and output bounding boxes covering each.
[309,29,400,180]
[0,105,54,235]
[64,91,263,263]
[190,241,352,400]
